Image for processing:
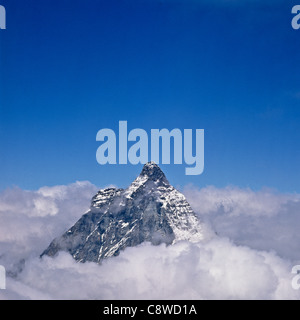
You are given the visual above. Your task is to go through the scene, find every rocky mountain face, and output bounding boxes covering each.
[41,162,205,263]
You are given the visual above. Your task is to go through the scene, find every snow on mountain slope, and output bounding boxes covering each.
[41,162,205,263]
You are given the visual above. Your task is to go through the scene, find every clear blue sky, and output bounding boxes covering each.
[0,0,300,192]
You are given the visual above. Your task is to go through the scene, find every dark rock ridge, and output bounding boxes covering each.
[41,162,204,263]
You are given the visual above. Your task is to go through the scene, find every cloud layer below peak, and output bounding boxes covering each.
[0,182,299,299]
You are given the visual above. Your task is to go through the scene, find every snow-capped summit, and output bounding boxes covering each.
[41,162,205,263]
[139,161,167,181]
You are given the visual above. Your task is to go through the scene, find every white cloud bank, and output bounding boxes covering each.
[0,181,98,273]
[183,185,300,261]
[0,182,299,300]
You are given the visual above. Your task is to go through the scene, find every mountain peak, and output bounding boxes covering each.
[140,161,167,182]
[41,162,205,263]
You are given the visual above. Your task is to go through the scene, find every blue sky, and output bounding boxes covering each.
[0,0,300,192]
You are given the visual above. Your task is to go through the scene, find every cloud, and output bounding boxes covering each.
[183,185,300,217]
[0,181,98,273]
[1,240,299,300]
[183,185,300,261]
[0,182,299,299]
